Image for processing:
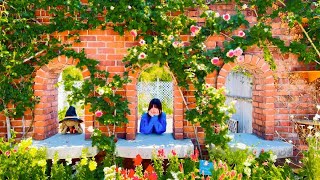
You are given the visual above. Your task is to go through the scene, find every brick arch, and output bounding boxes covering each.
[125,65,184,140]
[217,55,276,140]
[33,56,92,140]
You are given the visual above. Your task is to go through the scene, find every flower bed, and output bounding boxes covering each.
[1,133,320,180]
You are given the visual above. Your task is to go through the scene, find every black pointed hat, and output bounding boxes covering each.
[60,106,83,123]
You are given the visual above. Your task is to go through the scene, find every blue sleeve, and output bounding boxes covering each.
[140,113,153,134]
[153,112,167,134]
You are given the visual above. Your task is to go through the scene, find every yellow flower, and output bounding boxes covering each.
[89,160,97,171]
[37,159,47,167]
[80,158,88,166]
[29,148,37,157]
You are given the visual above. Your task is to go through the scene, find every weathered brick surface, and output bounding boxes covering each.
[0,4,318,148]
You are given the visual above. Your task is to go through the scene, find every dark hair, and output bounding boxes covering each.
[147,98,162,117]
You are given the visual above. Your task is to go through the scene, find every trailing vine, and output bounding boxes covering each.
[0,0,319,162]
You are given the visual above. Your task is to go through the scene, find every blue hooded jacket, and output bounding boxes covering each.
[140,112,166,134]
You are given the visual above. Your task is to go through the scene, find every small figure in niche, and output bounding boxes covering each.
[140,98,167,134]
[60,106,83,134]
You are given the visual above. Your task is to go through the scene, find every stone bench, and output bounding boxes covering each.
[115,133,194,159]
[228,133,293,158]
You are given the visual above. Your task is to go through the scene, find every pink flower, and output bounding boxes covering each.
[171,149,177,156]
[236,56,244,63]
[168,35,174,41]
[234,47,243,57]
[211,57,220,65]
[138,52,147,59]
[139,39,145,45]
[5,151,10,156]
[95,110,103,117]
[226,49,234,58]
[172,41,180,48]
[130,29,137,37]
[238,30,245,37]
[190,25,201,36]
[158,149,165,157]
[223,14,231,21]
[230,170,237,178]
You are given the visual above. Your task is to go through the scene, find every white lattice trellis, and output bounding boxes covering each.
[137,81,173,113]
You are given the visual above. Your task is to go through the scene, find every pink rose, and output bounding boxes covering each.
[130,29,137,37]
[211,57,220,65]
[226,49,234,58]
[171,150,177,156]
[95,110,103,117]
[139,39,145,45]
[5,150,10,156]
[236,56,244,63]
[172,41,179,48]
[238,30,245,37]
[190,25,201,36]
[222,14,230,21]
[234,47,243,56]
[138,52,147,59]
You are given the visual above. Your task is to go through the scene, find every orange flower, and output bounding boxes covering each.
[149,172,158,180]
[134,154,143,166]
[128,169,135,178]
[146,164,154,174]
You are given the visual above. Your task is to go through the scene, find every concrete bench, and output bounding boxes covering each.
[228,133,293,158]
[115,133,194,159]
[32,133,98,159]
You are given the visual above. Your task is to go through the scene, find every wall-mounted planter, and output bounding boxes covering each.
[293,71,320,83]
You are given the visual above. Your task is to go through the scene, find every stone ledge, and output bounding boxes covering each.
[32,133,98,159]
[228,133,293,158]
[116,133,194,159]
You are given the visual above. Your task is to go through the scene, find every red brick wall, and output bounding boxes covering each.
[0,3,318,146]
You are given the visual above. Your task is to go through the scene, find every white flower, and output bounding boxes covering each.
[66,158,72,165]
[110,6,114,10]
[139,39,146,45]
[244,167,251,177]
[242,4,248,9]
[285,159,291,164]
[128,5,132,9]
[270,154,277,162]
[244,159,251,167]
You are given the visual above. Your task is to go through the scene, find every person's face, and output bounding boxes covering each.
[149,105,159,114]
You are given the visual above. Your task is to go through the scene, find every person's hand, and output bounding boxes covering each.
[148,108,160,117]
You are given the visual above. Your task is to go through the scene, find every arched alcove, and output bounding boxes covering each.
[137,65,174,134]
[33,56,92,140]
[226,69,253,133]
[125,65,184,140]
[217,55,276,140]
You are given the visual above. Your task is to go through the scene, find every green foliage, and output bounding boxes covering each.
[0,134,48,179]
[186,87,235,147]
[0,0,319,173]
[299,134,320,179]
[209,145,295,179]
[139,65,172,82]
